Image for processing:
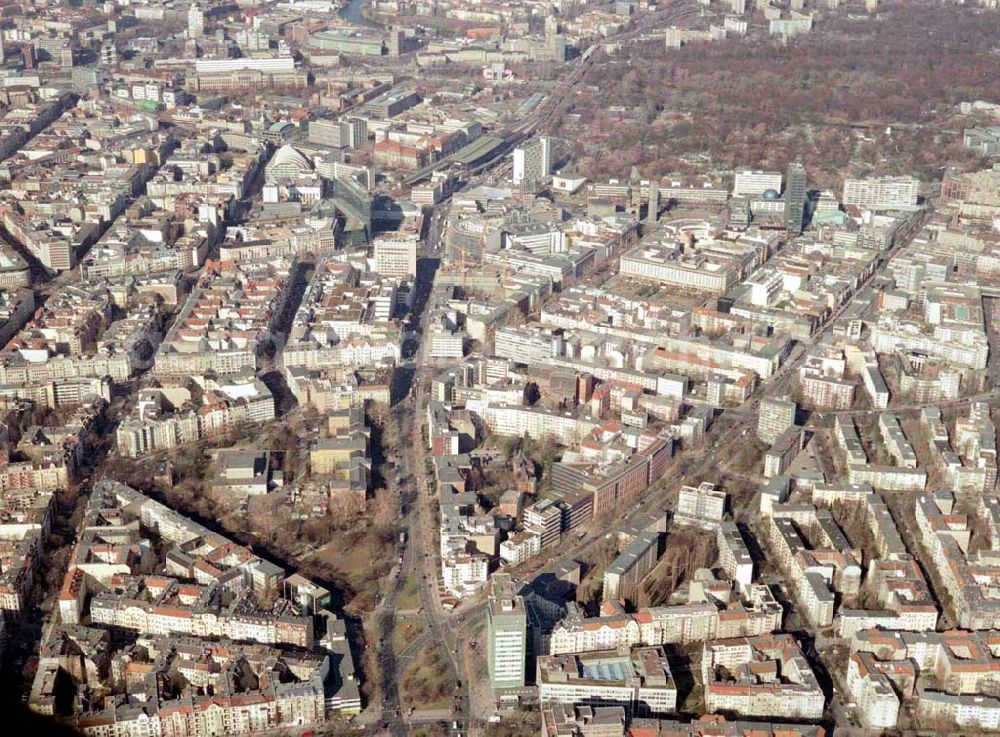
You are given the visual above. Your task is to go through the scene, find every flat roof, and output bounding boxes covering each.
[450,134,506,166]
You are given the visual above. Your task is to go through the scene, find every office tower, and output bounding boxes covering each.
[785,162,807,234]
[188,4,205,38]
[309,118,367,149]
[487,573,527,690]
[548,34,568,62]
[373,235,418,279]
[646,180,660,223]
[387,28,404,57]
[513,137,552,189]
[345,118,367,147]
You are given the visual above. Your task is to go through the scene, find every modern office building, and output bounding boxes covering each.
[309,118,367,149]
[842,175,919,210]
[364,89,421,119]
[488,573,528,690]
[733,169,783,197]
[785,162,807,234]
[619,243,744,295]
[646,180,660,223]
[537,646,677,716]
[373,235,418,279]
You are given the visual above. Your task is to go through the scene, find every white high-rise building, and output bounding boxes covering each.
[733,168,783,197]
[675,482,727,528]
[188,3,205,38]
[487,574,527,691]
[513,137,552,188]
[373,235,418,279]
[842,176,919,210]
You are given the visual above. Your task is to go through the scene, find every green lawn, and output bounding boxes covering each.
[398,571,421,611]
[401,642,455,711]
[393,615,426,653]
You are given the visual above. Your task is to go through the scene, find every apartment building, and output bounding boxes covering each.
[513,136,551,187]
[494,324,563,364]
[847,464,926,492]
[717,522,754,590]
[549,582,781,655]
[765,505,861,627]
[0,489,53,618]
[281,260,402,371]
[846,651,904,729]
[702,634,824,720]
[602,532,660,607]
[915,491,1000,629]
[32,479,360,732]
[0,288,34,349]
[920,692,1000,731]
[851,628,1000,730]
[763,426,803,479]
[871,298,989,370]
[861,361,890,409]
[798,352,855,409]
[757,398,796,444]
[154,259,294,377]
[481,403,595,445]
[836,557,938,637]
[895,352,961,403]
[879,413,918,468]
[674,483,727,529]
[116,377,275,458]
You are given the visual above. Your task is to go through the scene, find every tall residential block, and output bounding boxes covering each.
[188,3,205,37]
[757,398,797,444]
[513,137,552,188]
